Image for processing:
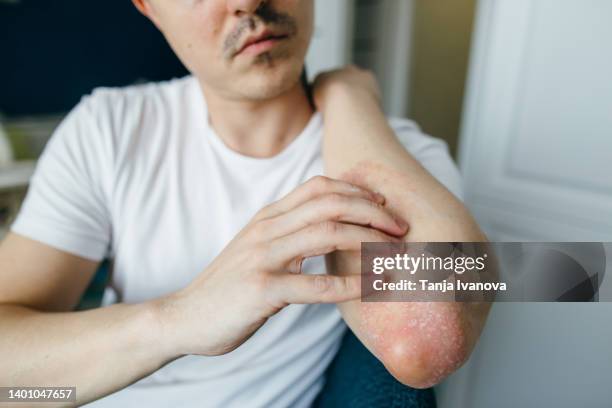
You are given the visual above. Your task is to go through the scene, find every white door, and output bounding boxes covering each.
[438,0,612,407]
[459,0,612,242]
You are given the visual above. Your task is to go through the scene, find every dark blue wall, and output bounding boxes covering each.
[0,1,189,116]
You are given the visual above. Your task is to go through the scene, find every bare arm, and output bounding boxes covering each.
[0,174,408,405]
[0,233,174,406]
[314,66,491,388]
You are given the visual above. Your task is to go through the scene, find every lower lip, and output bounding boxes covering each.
[239,37,287,57]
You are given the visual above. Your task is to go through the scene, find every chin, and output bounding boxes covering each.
[234,55,304,100]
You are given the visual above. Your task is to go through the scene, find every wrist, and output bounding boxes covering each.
[316,84,380,116]
[147,292,187,359]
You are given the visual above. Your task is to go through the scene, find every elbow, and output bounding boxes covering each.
[380,327,471,389]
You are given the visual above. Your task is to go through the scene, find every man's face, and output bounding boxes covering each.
[142,0,314,100]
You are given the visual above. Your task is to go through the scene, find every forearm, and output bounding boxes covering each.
[319,84,489,387]
[322,87,483,241]
[0,301,175,406]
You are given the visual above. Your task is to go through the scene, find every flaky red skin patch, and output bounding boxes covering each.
[358,301,472,388]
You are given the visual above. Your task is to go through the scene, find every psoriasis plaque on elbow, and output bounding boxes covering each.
[359,301,471,388]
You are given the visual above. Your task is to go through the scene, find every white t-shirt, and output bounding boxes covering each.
[11,76,463,408]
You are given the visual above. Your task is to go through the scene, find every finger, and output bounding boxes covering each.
[267,221,402,269]
[254,176,385,221]
[270,273,361,304]
[267,193,408,239]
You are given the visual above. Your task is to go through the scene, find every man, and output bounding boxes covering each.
[0,0,490,406]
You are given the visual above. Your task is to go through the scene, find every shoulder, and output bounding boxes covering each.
[41,76,198,183]
[387,117,464,200]
[79,75,197,128]
[60,76,198,161]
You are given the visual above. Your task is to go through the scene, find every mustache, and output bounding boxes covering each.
[223,3,298,59]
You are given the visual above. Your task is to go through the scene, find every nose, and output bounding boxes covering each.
[226,0,266,16]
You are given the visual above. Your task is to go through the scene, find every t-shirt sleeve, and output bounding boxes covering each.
[11,94,113,261]
[389,118,465,201]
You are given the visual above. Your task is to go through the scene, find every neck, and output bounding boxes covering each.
[199,79,314,159]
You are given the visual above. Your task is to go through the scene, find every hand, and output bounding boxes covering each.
[312,65,382,112]
[157,176,408,357]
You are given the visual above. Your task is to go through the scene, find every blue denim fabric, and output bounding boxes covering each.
[314,329,436,408]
